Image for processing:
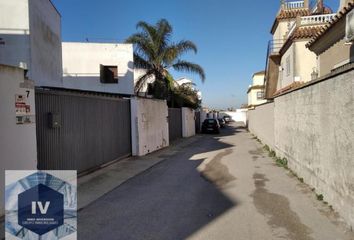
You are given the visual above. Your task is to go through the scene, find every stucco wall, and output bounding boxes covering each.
[62,42,134,95]
[247,103,275,149]
[131,98,169,156]
[181,108,195,138]
[319,39,352,77]
[28,0,63,87]
[274,70,354,228]
[279,44,294,89]
[0,0,63,87]
[248,89,267,106]
[279,40,318,89]
[0,65,38,216]
[273,21,294,41]
[294,40,317,83]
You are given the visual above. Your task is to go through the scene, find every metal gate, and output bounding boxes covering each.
[168,108,182,142]
[35,88,132,174]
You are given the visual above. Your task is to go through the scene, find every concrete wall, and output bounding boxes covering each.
[273,70,354,228]
[131,98,169,156]
[0,0,62,87]
[181,108,195,138]
[28,0,62,87]
[247,102,275,149]
[62,42,134,95]
[0,65,38,216]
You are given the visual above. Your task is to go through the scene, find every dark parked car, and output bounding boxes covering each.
[218,118,226,128]
[202,119,220,134]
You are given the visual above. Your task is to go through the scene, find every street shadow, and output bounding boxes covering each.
[77,126,238,240]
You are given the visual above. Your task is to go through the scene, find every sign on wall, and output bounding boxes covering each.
[5,171,77,240]
[15,91,35,125]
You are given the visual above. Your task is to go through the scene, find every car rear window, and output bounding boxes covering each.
[207,119,215,124]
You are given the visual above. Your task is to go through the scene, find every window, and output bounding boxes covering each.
[100,65,118,83]
[286,56,291,76]
[257,91,264,100]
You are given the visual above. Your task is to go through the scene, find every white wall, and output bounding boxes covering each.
[294,40,317,83]
[220,109,248,125]
[278,40,318,90]
[181,108,195,138]
[0,65,38,216]
[0,0,63,87]
[62,42,134,95]
[131,98,169,156]
[248,89,267,106]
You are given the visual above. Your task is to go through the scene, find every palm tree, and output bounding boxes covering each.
[125,19,205,99]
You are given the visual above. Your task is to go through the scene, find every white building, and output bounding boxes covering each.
[0,0,63,87]
[247,71,267,107]
[62,42,135,95]
[264,0,336,98]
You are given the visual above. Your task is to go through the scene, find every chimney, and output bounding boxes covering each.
[317,0,324,13]
[304,0,309,9]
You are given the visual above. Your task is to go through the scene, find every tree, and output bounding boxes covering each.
[125,19,205,99]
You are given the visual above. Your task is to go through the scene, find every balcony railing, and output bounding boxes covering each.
[267,39,284,56]
[283,1,305,9]
[300,14,336,25]
[286,13,336,38]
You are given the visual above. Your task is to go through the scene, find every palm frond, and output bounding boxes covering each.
[125,33,155,61]
[133,53,151,69]
[135,70,155,93]
[172,60,206,82]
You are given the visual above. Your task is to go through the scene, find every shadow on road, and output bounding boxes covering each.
[78,124,240,240]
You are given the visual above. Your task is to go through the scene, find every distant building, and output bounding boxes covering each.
[264,0,336,98]
[247,71,267,107]
[62,42,134,96]
[0,0,63,87]
[307,1,354,77]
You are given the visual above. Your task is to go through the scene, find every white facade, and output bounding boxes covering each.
[0,0,63,87]
[278,40,318,90]
[0,65,38,216]
[247,72,267,106]
[62,42,134,95]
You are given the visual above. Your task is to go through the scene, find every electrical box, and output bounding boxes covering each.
[48,112,61,129]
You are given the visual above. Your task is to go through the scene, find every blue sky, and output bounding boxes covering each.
[52,0,339,109]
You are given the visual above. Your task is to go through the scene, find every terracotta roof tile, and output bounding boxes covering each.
[307,0,354,48]
[279,26,325,54]
[277,7,332,20]
[292,26,325,39]
[277,9,311,20]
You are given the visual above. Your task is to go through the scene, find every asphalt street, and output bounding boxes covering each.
[78,123,354,240]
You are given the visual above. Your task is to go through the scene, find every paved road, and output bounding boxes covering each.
[78,123,354,240]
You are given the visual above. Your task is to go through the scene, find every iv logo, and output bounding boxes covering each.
[18,184,64,235]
